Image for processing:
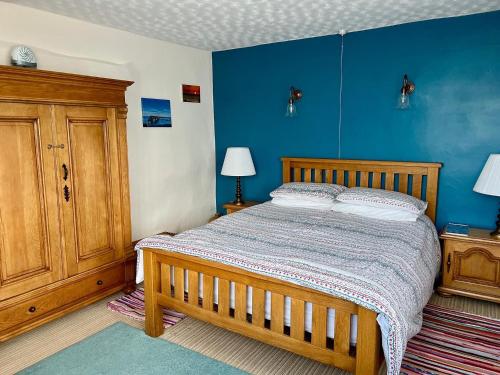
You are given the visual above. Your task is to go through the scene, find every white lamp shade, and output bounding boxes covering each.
[473,154,500,197]
[221,147,256,176]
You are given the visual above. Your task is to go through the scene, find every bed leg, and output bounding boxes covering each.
[355,307,381,375]
[143,250,164,337]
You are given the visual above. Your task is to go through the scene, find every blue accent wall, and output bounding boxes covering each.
[213,11,500,229]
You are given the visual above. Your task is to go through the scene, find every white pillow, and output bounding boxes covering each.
[270,182,347,204]
[331,202,419,221]
[271,197,335,210]
[336,187,427,215]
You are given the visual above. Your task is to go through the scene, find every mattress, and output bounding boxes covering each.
[136,253,358,342]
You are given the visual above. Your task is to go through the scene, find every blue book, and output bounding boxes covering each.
[444,223,470,236]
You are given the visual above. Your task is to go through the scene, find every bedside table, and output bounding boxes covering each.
[438,228,499,303]
[223,201,261,215]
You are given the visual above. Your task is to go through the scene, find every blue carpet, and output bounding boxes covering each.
[20,322,246,375]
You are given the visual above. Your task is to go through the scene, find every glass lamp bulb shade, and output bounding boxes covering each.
[397,93,410,109]
[286,102,297,117]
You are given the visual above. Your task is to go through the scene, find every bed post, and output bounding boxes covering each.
[282,158,291,183]
[355,307,381,375]
[143,249,164,337]
[425,166,440,222]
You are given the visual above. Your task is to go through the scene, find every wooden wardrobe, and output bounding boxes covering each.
[0,66,135,341]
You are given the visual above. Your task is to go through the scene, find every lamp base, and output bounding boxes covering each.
[233,176,245,206]
[491,207,500,239]
[491,229,500,239]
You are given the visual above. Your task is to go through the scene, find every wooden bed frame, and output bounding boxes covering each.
[143,158,442,374]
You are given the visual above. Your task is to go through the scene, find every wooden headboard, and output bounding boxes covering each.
[282,157,442,222]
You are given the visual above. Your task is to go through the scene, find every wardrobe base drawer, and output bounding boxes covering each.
[0,264,125,340]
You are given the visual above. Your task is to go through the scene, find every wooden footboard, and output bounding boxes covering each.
[143,248,382,375]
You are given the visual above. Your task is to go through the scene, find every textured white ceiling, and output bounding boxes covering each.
[6,0,500,51]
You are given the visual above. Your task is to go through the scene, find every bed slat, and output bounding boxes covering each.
[160,263,171,296]
[271,293,284,334]
[293,168,301,182]
[290,298,305,340]
[174,267,184,301]
[188,270,198,305]
[385,172,394,190]
[412,175,422,199]
[312,304,327,348]
[337,170,345,185]
[313,168,321,182]
[399,173,408,194]
[218,278,230,316]
[372,172,381,189]
[235,283,247,321]
[360,171,369,187]
[252,287,265,327]
[348,171,356,188]
[325,170,333,183]
[334,311,351,355]
[304,168,312,182]
[202,274,213,310]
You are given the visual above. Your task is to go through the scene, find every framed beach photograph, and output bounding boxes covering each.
[141,98,172,127]
[182,84,201,103]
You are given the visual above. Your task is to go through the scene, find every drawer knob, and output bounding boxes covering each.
[28,306,36,313]
[96,279,103,286]
[446,254,451,273]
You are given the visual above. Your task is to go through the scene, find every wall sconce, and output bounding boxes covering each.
[286,86,303,117]
[397,74,415,110]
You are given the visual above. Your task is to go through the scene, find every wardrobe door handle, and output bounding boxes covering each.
[446,254,451,273]
[64,185,70,202]
[47,144,64,150]
[62,164,68,181]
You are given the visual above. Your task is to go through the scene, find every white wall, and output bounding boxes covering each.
[0,2,216,240]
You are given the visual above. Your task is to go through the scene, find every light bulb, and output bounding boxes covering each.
[286,100,297,117]
[397,92,410,110]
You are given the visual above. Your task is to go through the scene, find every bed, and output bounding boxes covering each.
[138,158,442,375]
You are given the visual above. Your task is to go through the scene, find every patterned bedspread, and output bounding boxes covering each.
[136,202,440,374]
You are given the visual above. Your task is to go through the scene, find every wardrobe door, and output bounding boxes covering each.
[0,103,63,300]
[54,106,124,275]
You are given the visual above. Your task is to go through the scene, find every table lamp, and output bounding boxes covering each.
[221,147,256,205]
[473,154,500,238]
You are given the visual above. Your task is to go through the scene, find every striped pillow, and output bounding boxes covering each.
[336,187,427,215]
[270,182,347,203]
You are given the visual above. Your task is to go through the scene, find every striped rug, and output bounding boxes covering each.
[108,291,499,374]
[107,289,185,328]
[401,304,500,375]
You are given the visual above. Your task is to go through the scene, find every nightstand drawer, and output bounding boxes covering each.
[442,240,500,300]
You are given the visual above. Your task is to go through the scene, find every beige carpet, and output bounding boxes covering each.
[0,292,498,375]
